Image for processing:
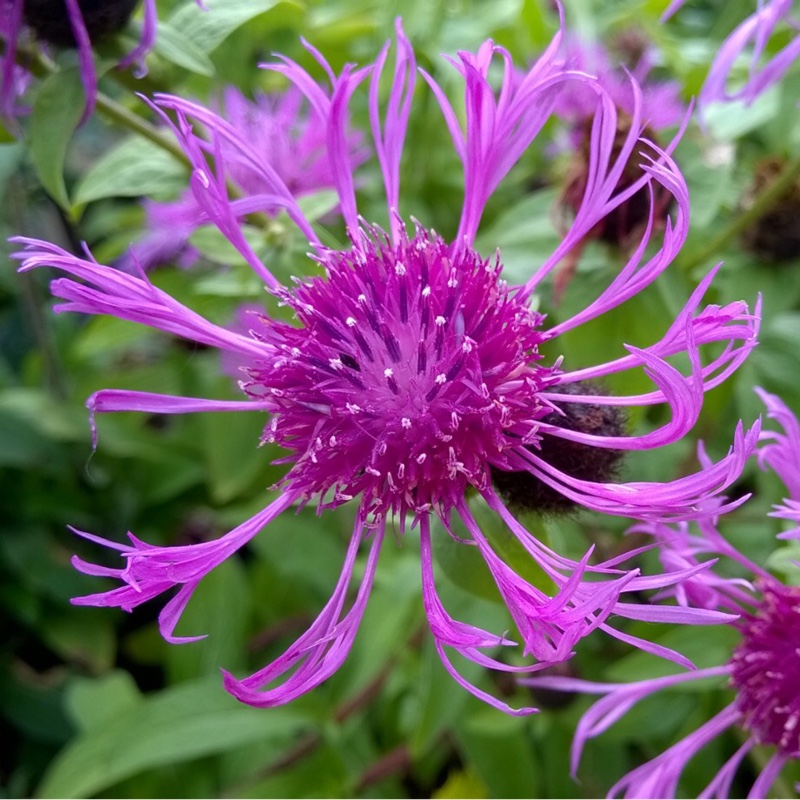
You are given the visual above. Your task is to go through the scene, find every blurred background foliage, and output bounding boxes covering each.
[2,0,800,796]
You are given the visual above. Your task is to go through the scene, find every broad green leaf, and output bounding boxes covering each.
[168,0,301,54]
[153,21,215,76]
[704,86,781,141]
[29,66,85,210]
[66,672,143,733]
[200,408,270,504]
[37,677,311,798]
[189,223,267,268]
[297,188,340,223]
[40,611,116,674]
[456,708,540,798]
[72,135,188,207]
[166,558,252,683]
[433,767,489,799]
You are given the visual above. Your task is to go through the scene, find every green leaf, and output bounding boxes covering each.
[189,223,267,267]
[297,189,340,223]
[166,558,252,683]
[37,677,311,799]
[29,66,85,210]
[168,0,301,54]
[200,409,271,504]
[66,672,143,734]
[455,708,540,798]
[433,767,489,799]
[153,21,215,76]
[40,611,116,674]
[72,135,188,207]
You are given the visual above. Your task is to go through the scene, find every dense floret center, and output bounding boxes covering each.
[730,581,800,756]
[241,226,553,516]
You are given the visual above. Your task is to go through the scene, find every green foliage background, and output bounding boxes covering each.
[2,0,800,797]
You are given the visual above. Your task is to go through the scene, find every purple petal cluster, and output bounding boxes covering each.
[555,36,685,135]
[526,388,800,798]
[119,85,368,272]
[665,0,800,110]
[758,387,800,537]
[13,20,760,712]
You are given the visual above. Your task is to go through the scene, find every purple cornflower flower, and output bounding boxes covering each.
[525,389,800,797]
[664,0,800,111]
[1,0,157,127]
[119,85,367,272]
[13,20,760,712]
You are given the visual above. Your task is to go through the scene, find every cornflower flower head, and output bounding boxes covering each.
[553,36,684,298]
[525,389,800,797]
[0,0,157,126]
[119,85,367,272]
[14,19,761,713]
[663,0,800,111]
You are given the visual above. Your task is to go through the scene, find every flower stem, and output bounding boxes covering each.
[93,91,189,166]
[681,150,800,272]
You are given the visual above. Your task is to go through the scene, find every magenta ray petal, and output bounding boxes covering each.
[700,0,800,109]
[419,516,538,716]
[150,92,320,264]
[508,420,760,522]
[86,389,269,448]
[457,498,638,662]
[261,50,372,239]
[756,386,800,505]
[63,0,97,124]
[70,493,296,640]
[12,238,273,358]
[369,18,415,242]
[117,0,157,72]
[422,27,576,245]
[222,519,383,708]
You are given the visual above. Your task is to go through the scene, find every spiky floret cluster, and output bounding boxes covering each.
[246,226,551,516]
[12,19,762,714]
[730,580,800,756]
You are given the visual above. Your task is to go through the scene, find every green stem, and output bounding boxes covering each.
[93,91,190,166]
[682,151,800,272]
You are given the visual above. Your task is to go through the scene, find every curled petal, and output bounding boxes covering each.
[223,519,383,707]
[70,494,295,631]
[12,238,272,359]
[419,516,536,715]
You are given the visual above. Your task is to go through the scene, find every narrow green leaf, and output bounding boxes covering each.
[29,66,85,209]
[72,135,188,207]
[168,0,300,54]
[66,672,143,734]
[153,21,215,76]
[37,677,311,799]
